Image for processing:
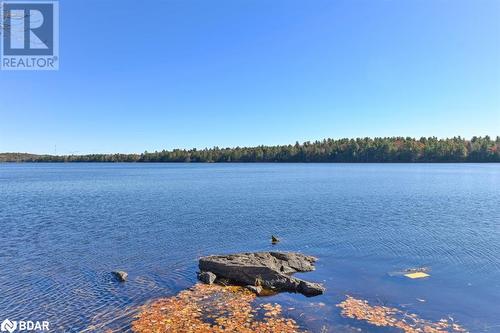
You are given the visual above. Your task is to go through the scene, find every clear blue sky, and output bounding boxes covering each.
[1,0,499,154]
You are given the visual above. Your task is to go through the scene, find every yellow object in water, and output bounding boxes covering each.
[404,272,430,279]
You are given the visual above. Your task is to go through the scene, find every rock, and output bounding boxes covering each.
[245,285,263,295]
[198,271,217,285]
[298,280,324,296]
[271,235,280,244]
[112,270,128,282]
[199,252,325,297]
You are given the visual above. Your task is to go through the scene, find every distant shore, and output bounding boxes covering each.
[1,136,499,163]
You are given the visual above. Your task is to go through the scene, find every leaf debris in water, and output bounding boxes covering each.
[404,272,430,279]
[132,283,306,333]
[389,267,431,278]
[337,296,467,333]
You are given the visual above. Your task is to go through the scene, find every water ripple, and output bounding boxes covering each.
[0,163,498,332]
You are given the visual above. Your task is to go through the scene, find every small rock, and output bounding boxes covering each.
[112,271,128,282]
[271,235,280,244]
[198,271,217,284]
[245,285,263,295]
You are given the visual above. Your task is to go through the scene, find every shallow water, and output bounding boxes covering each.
[0,163,499,332]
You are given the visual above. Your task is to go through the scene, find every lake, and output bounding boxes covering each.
[0,163,499,332]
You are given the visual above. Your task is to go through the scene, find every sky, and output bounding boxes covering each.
[0,0,499,154]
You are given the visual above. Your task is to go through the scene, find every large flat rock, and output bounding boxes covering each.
[198,252,325,297]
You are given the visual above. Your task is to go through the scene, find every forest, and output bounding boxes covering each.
[1,136,498,163]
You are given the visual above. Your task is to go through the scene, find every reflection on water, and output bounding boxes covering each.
[0,164,499,332]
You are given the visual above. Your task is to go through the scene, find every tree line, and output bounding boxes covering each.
[1,136,498,163]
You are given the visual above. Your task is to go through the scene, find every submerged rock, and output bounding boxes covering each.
[112,270,128,282]
[199,252,325,297]
[198,271,217,285]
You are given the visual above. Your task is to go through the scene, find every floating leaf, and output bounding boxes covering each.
[404,272,430,279]
[132,283,306,333]
[337,295,467,333]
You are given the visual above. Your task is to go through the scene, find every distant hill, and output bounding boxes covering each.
[0,153,50,162]
[1,136,499,163]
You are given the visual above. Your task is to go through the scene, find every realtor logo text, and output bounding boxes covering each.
[1,319,49,333]
[1,1,59,70]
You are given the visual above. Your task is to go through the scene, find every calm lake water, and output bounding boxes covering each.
[0,163,499,332]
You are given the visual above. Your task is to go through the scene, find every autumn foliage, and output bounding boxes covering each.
[132,284,305,333]
[337,296,467,333]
